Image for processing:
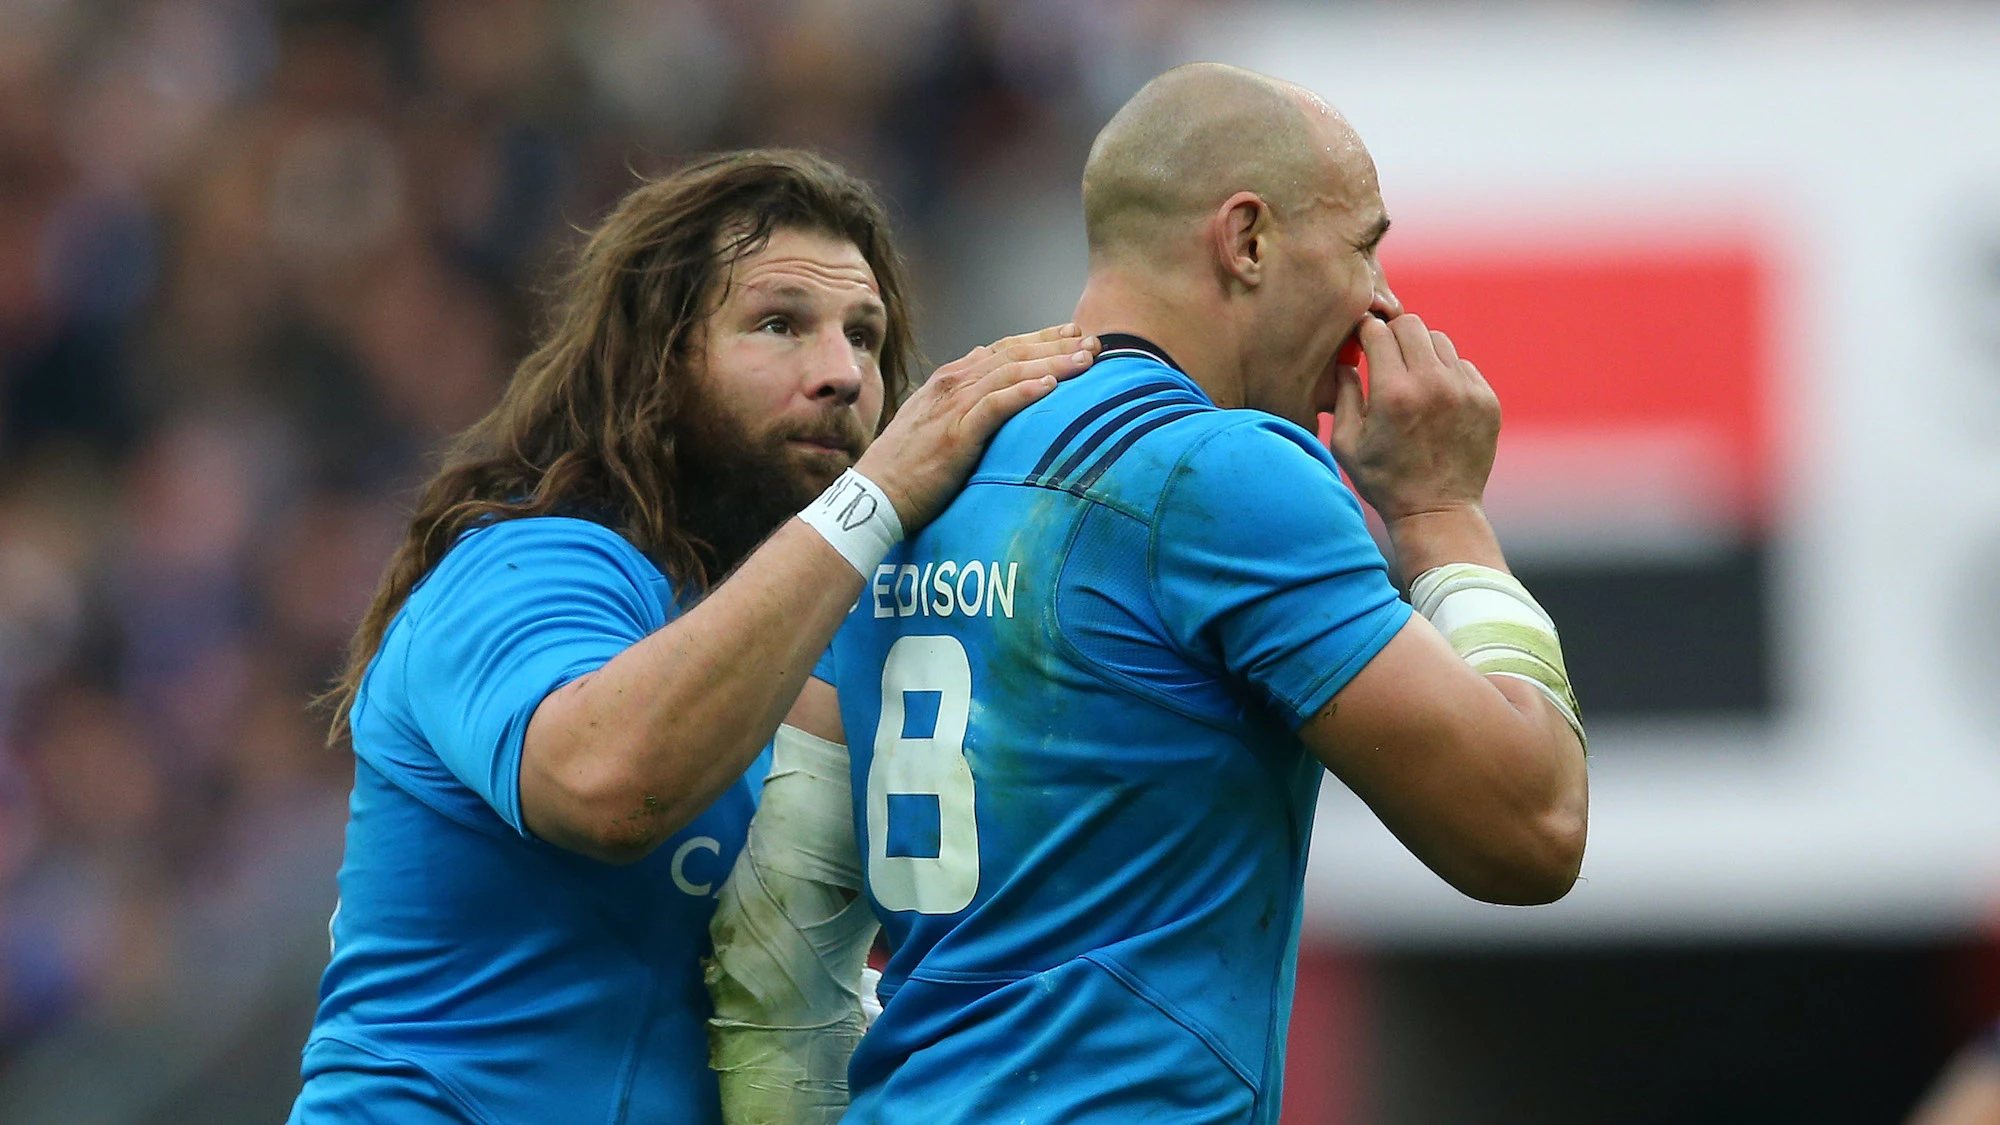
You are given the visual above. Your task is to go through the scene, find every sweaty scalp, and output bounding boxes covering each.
[1082,63,1337,260]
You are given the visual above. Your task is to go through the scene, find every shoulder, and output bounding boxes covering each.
[445,514,655,570]
[398,515,676,637]
[387,516,675,703]
[979,361,1215,493]
[1171,411,1342,485]
[421,516,664,596]
[1091,408,1351,522]
[1145,412,1378,568]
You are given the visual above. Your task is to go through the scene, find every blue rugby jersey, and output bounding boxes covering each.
[291,517,769,1125]
[818,336,1412,1124]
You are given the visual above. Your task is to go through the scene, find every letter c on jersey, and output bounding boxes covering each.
[671,836,722,897]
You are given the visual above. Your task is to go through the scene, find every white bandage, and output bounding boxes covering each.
[1410,563,1586,751]
[797,468,903,578]
[706,725,881,1125]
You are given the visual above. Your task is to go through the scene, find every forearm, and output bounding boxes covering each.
[1460,674,1590,898]
[1323,312,1588,902]
[1328,625,1587,905]
[523,520,862,859]
[1380,507,1588,902]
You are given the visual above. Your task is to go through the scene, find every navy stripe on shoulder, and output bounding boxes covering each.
[1039,392,1206,486]
[1027,379,1183,483]
[1070,405,1210,491]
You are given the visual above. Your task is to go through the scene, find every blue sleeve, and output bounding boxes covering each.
[1151,417,1412,729]
[398,518,668,834]
[813,642,838,687]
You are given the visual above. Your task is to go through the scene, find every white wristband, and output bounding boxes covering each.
[798,468,904,577]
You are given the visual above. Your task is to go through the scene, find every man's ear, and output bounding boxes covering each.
[1210,191,1273,289]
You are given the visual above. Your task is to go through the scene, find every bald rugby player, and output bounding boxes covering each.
[705,66,1589,1124]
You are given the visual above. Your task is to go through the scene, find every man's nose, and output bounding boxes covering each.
[803,331,864,405]
[1370,261,1404,320]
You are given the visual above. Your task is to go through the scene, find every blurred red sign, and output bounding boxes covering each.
[1380,239,1775,541]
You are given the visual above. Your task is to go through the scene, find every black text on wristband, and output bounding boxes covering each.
[797,469,904,577]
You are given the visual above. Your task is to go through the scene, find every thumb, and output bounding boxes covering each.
[1327,362,1367,461]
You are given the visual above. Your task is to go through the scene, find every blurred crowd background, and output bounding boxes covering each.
[0,0,1195,1117]
[3,0,1999,1122]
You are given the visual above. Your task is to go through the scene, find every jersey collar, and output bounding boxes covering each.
[1094,333,1185,374]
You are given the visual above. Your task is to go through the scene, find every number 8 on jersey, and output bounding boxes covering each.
[867,635,980,914]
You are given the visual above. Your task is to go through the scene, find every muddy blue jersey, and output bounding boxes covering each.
[816,337,1411,1123]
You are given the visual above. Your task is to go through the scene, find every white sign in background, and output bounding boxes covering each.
[1189,5,2000,942]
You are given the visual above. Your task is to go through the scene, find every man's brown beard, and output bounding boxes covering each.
[673,390,868,582]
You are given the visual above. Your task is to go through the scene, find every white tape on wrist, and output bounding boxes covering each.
[1410,563,1587,751]
[797,468,903,578]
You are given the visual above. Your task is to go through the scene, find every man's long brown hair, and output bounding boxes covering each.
[323,149,918,741]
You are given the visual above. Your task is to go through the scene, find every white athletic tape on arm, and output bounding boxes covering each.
[1410,563,1587,751]
[796,468,903,578]
[706,725,881,1125]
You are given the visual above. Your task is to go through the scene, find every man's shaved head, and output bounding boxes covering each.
[1082,62,1367,260]
[1071,62,1399,427]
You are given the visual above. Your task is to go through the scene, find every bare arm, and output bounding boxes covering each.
[522,524,861,861]
[1300,532,1588,905]
[1306,313,1588,905]
[521,328,1096,863]
[785,675,846,743]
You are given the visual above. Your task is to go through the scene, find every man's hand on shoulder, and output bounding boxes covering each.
[858,324,1098,532]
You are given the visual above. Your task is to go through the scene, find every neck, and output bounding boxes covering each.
[1071,267,1245,408]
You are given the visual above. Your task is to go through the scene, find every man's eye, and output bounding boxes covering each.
[759,317,793,335]
[849,329,880,350]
